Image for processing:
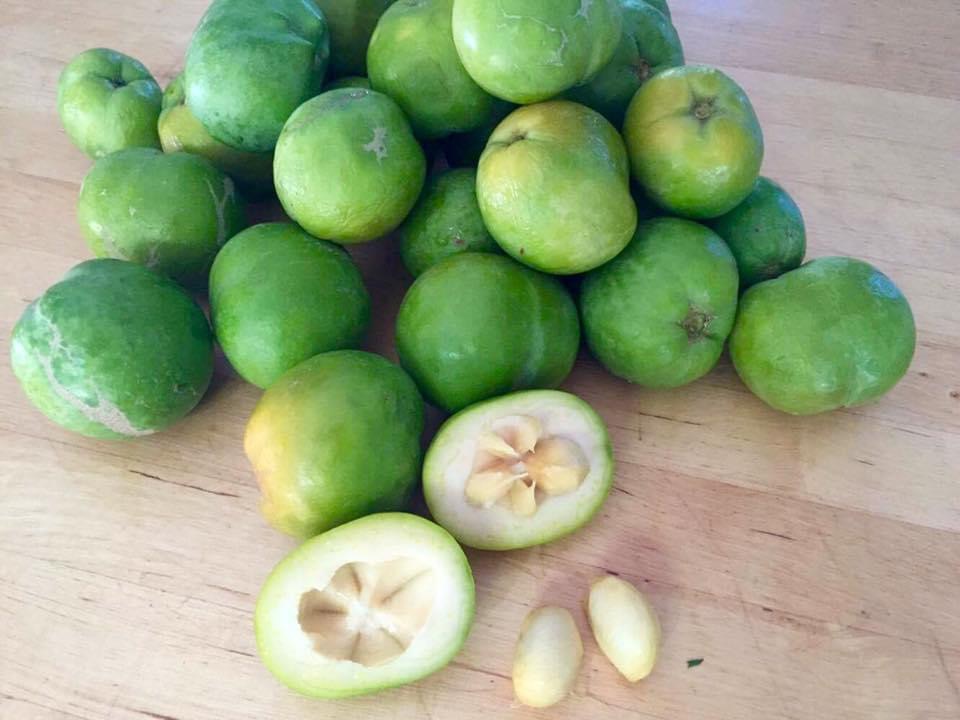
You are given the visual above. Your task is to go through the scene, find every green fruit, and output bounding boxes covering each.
[368,0,494,139]
[478,101,637,275]
[452,0,623,103]
[396,253,580,413]
[399,169,500,277]
[274,89,426,243]
[565,0,684,128]
[324,75,371,91]
[10,259,213,439]
[245,351,424,538]
[210,223,370,389]
[57,48,162,158]
[315,0,394,78]
[77,148,246,289]
[708,177,806,289]
[645,0,671,18]
[624,65,764,219]
[184,0,330,153]
[581,218,739,388]
[424,390,614,550]
[255,513,475,698]
[158,74,273,196]
[443,99,516,168]
[731,258,916,415]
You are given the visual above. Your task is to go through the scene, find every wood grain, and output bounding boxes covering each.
[1,1,959,718]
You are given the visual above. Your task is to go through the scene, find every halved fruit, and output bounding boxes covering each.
[255,513,475,698]
[424,390,614,550]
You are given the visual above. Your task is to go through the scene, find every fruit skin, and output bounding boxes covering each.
[424,389,614,550]
[645,0,671,17]
[399,169,500,277]
[512,607,583,708]
[368,0,494,140]
[478,101,637,275]
[581,218,739,388]
[708,177,806,289]
[255,512,475,699]
[731,257,916,415]
[245,351,424,538]
[452,0,623,104]
[443,99,515,168]
[624,65,764,219]
[209,223,371,389]
[324,75,371,91]
[10,259,213,439]
[158,74,273,196]
[274,89,426,243]
[184,0,330,153]
[565,0,684,128]
[57,48,162,158]
[77,148,246,290]
[315,0,394,78]
[396,253,580,413]
[587,576,661,682]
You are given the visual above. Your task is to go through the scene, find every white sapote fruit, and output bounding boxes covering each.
[512,606,583,708]
[255,513,475,698]
[424,390,614,550]
[587,576,661,682]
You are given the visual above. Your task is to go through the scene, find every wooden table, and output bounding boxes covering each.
[2,2,958,718]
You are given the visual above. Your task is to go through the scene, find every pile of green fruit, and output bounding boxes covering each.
[12,0,917,705]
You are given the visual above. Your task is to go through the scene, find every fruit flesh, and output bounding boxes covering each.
[57,48,162,158]
[512,606,583,708]
[399,168,500,277]
[452,0,623,104]
[424,390,614,550]
[367,0,494,139]
[256,513,475,698]
[581,218,740,388]
[731,257,916,415]
[274,89,426,243]
[588,576,661,682]
[209,223,371,389]
[10,259,213,439]
[624,65,764,218]
[478,101,637,275]
[77,148,245,289]
[185,0,330,152]
[565,0,685,128]
[245,351,424,539]
[395,253,580,413]
[708,176,806,288]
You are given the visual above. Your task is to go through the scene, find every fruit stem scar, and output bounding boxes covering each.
[634,58,652,82]
[692,98,716,121]
[680,307,714,342]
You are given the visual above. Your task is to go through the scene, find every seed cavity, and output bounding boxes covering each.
[465,415,589,516]
[298,557,435,667]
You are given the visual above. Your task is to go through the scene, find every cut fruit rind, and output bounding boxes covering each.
[255,513,475,699]
[424,390,614,551]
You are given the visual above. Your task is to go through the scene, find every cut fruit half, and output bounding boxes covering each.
[255,513,475,698]
[424,390,614,550]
